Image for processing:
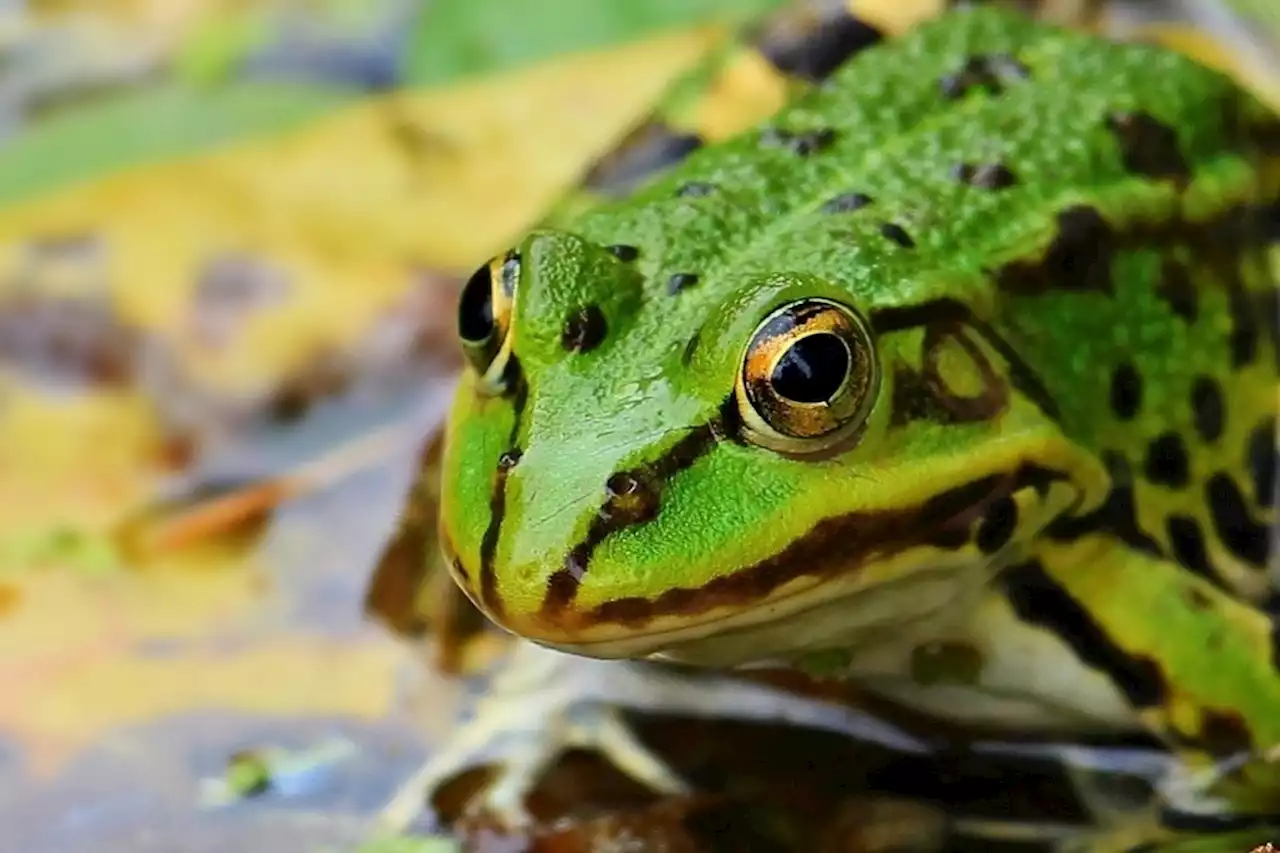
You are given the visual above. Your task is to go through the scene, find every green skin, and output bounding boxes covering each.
[436,4,1280,836]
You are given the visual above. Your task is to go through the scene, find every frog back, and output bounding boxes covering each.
[564,5,1279,602]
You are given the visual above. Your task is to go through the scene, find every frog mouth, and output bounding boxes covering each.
[528,463,1076,660]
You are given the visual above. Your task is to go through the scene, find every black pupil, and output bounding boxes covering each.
[458,263,495,342]
[770,332,850,403]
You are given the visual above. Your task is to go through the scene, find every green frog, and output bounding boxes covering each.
[377,2,1280,848]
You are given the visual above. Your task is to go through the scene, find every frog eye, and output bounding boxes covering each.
[458,250,519,386]
[735,298,878,454]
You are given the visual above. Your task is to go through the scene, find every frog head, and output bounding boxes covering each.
[438,228,1104,667]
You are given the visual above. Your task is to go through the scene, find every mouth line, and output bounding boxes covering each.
[564,554,988,664]
[460,462,1069,653]
[538,488,1008,659]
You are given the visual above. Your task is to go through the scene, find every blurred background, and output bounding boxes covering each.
[0,2,1276,852]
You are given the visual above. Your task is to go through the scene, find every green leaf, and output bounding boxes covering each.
[173,10,273,86]
[0,83,354,206]
[406,0,786,86]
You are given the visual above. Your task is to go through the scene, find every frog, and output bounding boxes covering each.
[374,1,1280,848]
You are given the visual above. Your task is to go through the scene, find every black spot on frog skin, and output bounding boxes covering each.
[1257,286,1279,369]
[1249,117,1280,155]
[1155,257,1197,323]
[1226,284,1259,369]
[751,5,883,83]
[1189,376,1225,443]
[1105,111,1190,184]
[1247,417,1276,509]
[606,244,640,262]
[1000,559,1169,709]
[879,222,916,248]
[1109,362,1142,420]
[975,496,1018,554]
[1165,514,1224,589]
[820,191,873,214]
[1183,585,1213,611]
[561,305,607,352]
[939,53,1029,100]
[667,273,700,295]
[1270,614,1280,675]
[1206,472,1268,567]
[996,205,1115,296]
[1144,432,1191,489]
[761,126,838,156]
[952,162,1017,190]
[675,181,717,198]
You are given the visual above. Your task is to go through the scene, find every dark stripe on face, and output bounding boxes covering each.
[477,357,529,617]
[582,120,705,198]
[749,2,884,83]
[871,298,1060,423]
[573,464,1067,628]
[1000,559,1169,709]
[541,417,722,615]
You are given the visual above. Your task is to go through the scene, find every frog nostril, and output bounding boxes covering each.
[497,449,523,472]
[561,305,608,352]
[601,472,659,526]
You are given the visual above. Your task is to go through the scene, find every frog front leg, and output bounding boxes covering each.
[375,639,936,833]
[1008,533,1280,849]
